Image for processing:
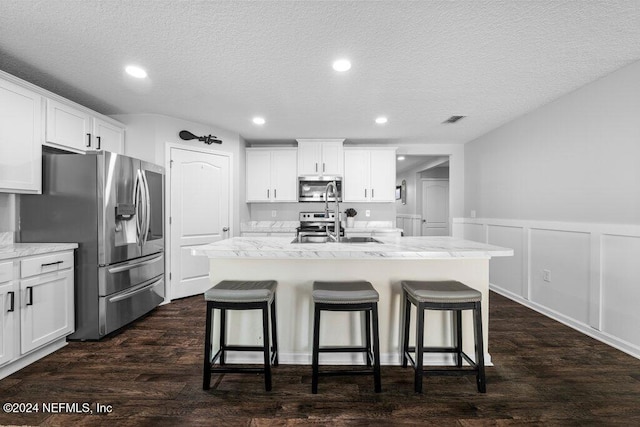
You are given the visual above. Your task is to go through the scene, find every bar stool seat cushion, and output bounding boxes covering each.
[313,281,379,304]
[401,280,481,304]
[204,280,277,303]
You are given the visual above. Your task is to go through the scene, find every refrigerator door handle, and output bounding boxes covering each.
[108,276,163,303]
[141,170,151,246]
[135,170,145,247]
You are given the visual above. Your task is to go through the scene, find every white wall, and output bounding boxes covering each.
[465,60,640,223]
[461,59,640,360]
[111,113,250,227]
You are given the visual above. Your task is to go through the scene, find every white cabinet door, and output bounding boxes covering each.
[297,140,322,176]
[246,150,272,202]
[297,139,344,176]
[46,99,93,152]
[93,117,124,154]
[0,78,42,194]
[0,281,17,367]
[343,150,370,202]
[320,140,344,176]
[20,269,74,354]
[271,149,297,202]
[369,150,396,202]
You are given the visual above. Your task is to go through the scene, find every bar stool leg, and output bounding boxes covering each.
[270,296,279,366]
[454,309,463,367]
[311,305,321,394]
[402,291,411,368]
[261,301,272,391]
[371,302,382,393]
[219,308,227,365]
[474,301,486,393]
[415,302,425,393]
[203,302,213,390]
[364,309,372,367]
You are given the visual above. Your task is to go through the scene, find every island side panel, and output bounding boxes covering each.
[208,257,490,366]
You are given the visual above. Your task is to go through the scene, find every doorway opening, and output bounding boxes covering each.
[395,155,450,236]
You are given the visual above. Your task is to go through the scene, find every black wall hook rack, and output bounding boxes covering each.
[179,130,222,145]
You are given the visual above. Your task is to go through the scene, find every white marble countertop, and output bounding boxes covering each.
[0,242,79,261]
[192,236,513,260]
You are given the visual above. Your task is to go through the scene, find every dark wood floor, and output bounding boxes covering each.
[2,292,640,426]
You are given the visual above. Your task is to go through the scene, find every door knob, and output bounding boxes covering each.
[222,227,229,232]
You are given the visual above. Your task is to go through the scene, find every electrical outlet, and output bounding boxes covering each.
[271,210,277,218]
[365,210,371,217]
[543,269,551,282]
[471,210,476,218]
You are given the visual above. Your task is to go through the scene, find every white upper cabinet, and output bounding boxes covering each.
[93,117,124,153]
[45,99,93,152]
[0,77,42,194]
[343,147,396,203]
[296,139,344,176]
[46,99,125,154]
[246,148,297,202]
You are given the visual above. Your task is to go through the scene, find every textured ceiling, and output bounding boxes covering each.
[1,1,640,144]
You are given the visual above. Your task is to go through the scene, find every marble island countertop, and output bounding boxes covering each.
[192,236,513,260]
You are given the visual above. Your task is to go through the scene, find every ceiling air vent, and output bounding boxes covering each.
[442,115,466,124]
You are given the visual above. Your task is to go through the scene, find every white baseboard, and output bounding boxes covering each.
[490,284,640,360]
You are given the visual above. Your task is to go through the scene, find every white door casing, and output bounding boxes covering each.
[421,179,450,236]
[168,146,231,300]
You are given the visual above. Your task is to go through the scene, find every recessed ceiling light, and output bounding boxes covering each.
[375,117,388,124]
[332,59,351,72]
[397,156,405,161]
[125,65,147,79]
[252,117,266,125]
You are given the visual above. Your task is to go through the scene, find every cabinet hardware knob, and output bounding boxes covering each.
[222,227,229,232]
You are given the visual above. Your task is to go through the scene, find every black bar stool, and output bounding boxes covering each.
[203,280,278,391]
[311,280,381,394]
[401,280,486,393]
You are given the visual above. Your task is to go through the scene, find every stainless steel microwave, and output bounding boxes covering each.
[298,176,342,202]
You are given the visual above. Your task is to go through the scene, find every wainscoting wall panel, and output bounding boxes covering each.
[487,225,524,298]
[453,218,640,360]
[601,234,640,348]
[529,229,591,325]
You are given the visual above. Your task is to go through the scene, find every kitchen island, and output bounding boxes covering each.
[192,236,513,366]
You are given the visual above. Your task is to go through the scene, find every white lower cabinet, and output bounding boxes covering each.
[20,269,74,354]
[0,265,17,366]
[0,250,75,380]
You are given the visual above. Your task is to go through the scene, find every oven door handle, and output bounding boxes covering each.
[108,276,163,303]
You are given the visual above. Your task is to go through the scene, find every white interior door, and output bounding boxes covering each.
[170,147,230,300]
[421,179,449,236]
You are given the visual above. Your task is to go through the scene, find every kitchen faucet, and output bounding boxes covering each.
[324,180,340,242]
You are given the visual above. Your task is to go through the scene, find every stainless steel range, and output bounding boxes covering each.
[296,211,344,241]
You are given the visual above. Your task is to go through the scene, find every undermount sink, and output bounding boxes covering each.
[291,236,382,244]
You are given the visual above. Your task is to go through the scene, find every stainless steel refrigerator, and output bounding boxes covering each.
[19,151,165,340]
